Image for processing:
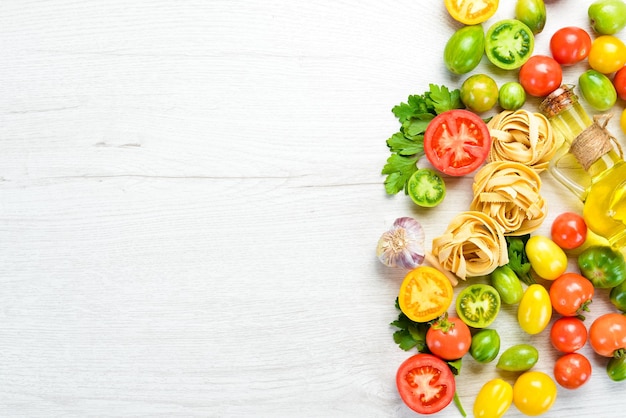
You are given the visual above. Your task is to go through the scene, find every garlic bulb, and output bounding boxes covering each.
[377,217,425,269]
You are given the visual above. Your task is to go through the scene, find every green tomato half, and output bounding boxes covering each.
[444,25,485,75]
[407,168,446,207]
[578,246,626,288]
[579,69,617,111]
[456,284,501,328]
[485,19,535,70]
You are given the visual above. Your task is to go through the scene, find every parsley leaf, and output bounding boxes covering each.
[505,235,535,285]
[390,298,429,352]
[382,84,462,195]
[381,154,420,195]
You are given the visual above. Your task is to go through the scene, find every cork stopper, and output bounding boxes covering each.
[539,85,578,119]
[569,115,615,170]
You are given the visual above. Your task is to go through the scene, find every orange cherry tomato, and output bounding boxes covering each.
[589,313,626,357]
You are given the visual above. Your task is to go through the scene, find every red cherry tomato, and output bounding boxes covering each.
[519,55,563,97]
[549,272,594,317]
[549,27,592,65]
[614,66,626,101]
[589,313,626,357]
[426,316,472,360]
[424,109,492,176]
[550,316,588,353]
[396,353,456,414]
[551,212,587,250]
[554,353,592,389]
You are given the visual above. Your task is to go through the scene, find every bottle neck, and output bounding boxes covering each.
[569,115,618,172]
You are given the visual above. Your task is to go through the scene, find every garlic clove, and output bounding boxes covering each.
[376,217,426,269]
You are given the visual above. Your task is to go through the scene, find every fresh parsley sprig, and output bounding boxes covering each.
[382,84,463,195]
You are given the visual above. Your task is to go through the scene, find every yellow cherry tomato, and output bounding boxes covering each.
[588,35,626,74]
[513,371,557,416]
[518,284,552,335]
[474,378,513,418]
[525,235,567,280]
[398,266,453,322]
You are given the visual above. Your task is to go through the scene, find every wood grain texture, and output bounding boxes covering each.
[1,1,625,417]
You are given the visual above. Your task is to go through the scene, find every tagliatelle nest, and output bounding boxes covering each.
[487,109,559,173]
[470,161,546,236]
[431,211,508,281]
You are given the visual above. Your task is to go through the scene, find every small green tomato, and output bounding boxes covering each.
[460,74,499,113]
[515,0,547,34]
[579,69,617,111]
[498,82,526,110]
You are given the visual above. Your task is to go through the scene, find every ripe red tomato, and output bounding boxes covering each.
[550,316,588,353]
[614,66,626,101]
[549,27,592,65]
[396,353,456,414]
[423,109,491,176]
[589,313,626,357]
[549,272,594,317]
[426,316,472,360]
[519,55,563,97]
[551,212,587,250]
[554,353,592,389]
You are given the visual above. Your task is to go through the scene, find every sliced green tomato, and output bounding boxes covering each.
[456,284,501,328]
[407,169,446,207]
[485,19,535,70]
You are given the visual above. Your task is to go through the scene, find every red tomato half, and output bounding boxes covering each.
[614,66,626,101]
[424,109,491,176]
[519,55,563,97]
[550,27,592,66]
[396,354,456,414]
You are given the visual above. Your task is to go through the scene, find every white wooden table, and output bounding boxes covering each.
[1,1,625,417]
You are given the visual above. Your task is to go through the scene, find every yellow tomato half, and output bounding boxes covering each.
[444,0,498,25]
[398,266,453,322]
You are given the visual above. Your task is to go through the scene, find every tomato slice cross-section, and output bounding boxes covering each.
[445,0,499,25]
[424,109,491,176]
[396,353,456,414]
[398,266,454,323]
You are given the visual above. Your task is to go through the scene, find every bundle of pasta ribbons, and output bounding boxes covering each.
[431,211,509,281]
[470,161,546,236]
[487,109,559,173]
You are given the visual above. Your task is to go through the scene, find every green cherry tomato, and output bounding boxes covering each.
[578,245,626,288]
[460,74,499,113]
[518,284,552,335]
[470,329,501,363]
[407,168,446,208]
[525,235,567,280]
[444,25,485,75]
[579,69,617,111]
[485,19,535,70]
[607,355,626,381]
[498,82,526,110]
[456,284,501,328]
[473,378,513,418]
[513,371,557,416]
[515,0,547,34]
[491,265,524,304]
[588,0,626,35]
[610,278,626,311]
[497,344,539,371]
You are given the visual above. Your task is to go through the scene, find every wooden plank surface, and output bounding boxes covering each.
[1,1,625,416]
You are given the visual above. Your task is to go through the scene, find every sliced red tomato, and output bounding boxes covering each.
[424,109,491,176]
[396,353,456,415]
[444,0,499,25]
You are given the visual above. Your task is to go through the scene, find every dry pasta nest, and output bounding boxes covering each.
[431,211,508,281]
[487,109,559,173]
[471,161,546,236]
